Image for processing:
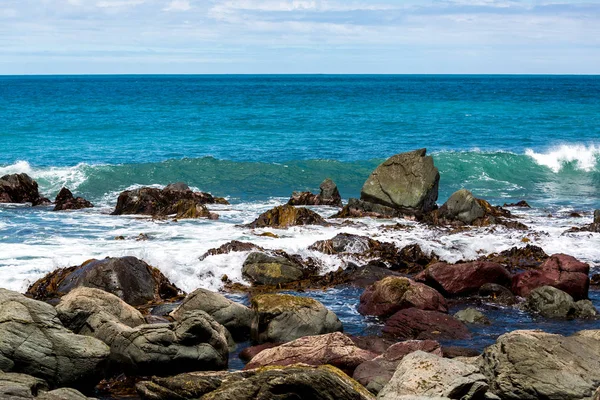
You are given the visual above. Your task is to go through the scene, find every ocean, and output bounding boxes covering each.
[1,75,600,351]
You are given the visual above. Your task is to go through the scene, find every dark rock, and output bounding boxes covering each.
[331,198,404,218]
[150,303,180,316]
[503,200,531,208]
[525,286,597,318]
[393,243,438,273]
[382,308,471,340]
[337,262,402,288]
[26,256,182,306]
[480,244,549,271]
[595,210,600,224]
[442,346,481,358]
[246,205,327,228]
[239,343,281,362]
[592,274,600,286]
[287,178,343,207]
[52,188,93,211]
[346,336,396,355]
[199,241,264,260]
[439,189,485,224]
[453,308,491,325]
[0,173,50,206]
[478,283,517,305]
[242,252,305,286]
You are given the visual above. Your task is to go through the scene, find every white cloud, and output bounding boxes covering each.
[164,0,191,11]
[95,0,146,8]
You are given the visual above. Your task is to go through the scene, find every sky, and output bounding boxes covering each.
[0,0,599,74]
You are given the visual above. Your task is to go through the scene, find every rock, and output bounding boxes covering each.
[503,200,531,208]
[439,189,485,224]
[199,241,264,260]
[358,276,448,318]
[512,253,590,300]
[595,210,600,224]
[360,149,439,213]
[332,198,403,218]
[246,205,327,228]
[37,388,93,400]
[481,244,549,271]
[347,336,396,355]
[242,252,305,286]
[52,188,93,211]
[239,343,281,362]
[415,261,512,296]
[382,308,471,341]
[170,288,254,341]
[336,262,403,288]
[136,364,375,400]
[56,288,228,376]
[478,283,517,305]
[27,256,181,306]
[250,294,342,343]
[0,372,48,399]
[0,173,50,206]
[287,178,343,207]
[353,340,442,394]
[378,351,489,400]
[454,308,490,325]
[442,347,481,359]
[481,329,600,400]
[0,288,110,388]
[393,243,437,273]
[525,286,597,318]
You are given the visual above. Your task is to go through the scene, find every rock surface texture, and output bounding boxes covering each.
[246,205,327,228]
[0,173,49,205]
[438,189,485,224]
[287,178,343,207]
[525,286,597,319]
[52,188,93,211]
[242,252,305,286]
[382,308,471,341]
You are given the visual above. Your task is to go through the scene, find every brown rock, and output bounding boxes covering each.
[481,244,549,271]
[199,240,264,261]
[287,178,343,207]
[0,173,50,206]
[53,187,93,211]
[246,205,327,228]
[382,308,471,340]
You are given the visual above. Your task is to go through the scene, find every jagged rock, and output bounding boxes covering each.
[56,288,228,376]
[136,364,375,400]
[361,149,439,213]
[332,198,403,218]
[337,262,403,288]
[26,256,181,306]
[454,308,490,325]
[595,210,600,224]
[478,283,517,305]
[52,188,93,211]
[393,243,437,273]
[378,351,490,400]
[358,276,448,318]
[242,252,305,286]
[0,372,48,399]
[287,178,343,207]
[353,340,442,394]
[0,173,50,206]
[382,308,471,341]
[512,253,590,300]
[439,189,485,224]
[415,261,512,296]
[0,288,110,388]
[246,205,327,228]
[503,200,531,208]
[170,288,254,341]
[525,286,597,319]
[442,347,481,359]
[250,294,342,343]
[480,245,549,271]
[199,241,264,260]
[480,329,600,400]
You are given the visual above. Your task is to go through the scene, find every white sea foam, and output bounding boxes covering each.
[525,144,600,173]
[0,160,91,196]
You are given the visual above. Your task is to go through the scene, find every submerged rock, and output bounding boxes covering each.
[480,244,549,271]
[246,204,327,228]
[52,188,93,211]
[453,308,491,325]
[478,283,517,305]
[525,285,597,319]
[242,252,305,286]
[0,173,50,206]
[287,178,343,207]
[199,240,264,260]
[382,308,471,341]
[503,200,531,208]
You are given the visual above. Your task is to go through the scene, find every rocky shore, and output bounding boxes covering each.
[2,149,600,399]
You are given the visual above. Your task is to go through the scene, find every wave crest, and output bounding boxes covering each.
[525,144,600,173]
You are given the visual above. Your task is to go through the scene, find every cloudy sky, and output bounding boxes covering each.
[0,0,598,74]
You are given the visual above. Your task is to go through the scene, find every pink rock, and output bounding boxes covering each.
[239,342,281,362]
[382,308,471,341]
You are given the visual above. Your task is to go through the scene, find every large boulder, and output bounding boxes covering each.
[52,188,93,211]
[250,294,342,343]
[480,330,600,400]
[26,256,181,306]
[136,364,375,400]
[0,372,95,400]
[0,173,49,206]
[287,178,343,207]
[358,276,448,318]
[353,340,442,394]
[170,288,254,341]
[512,253,590,300]
[525,286,597,319]
[382,308,471,341]
[246,205,327,228]
[0,288,109,388]
[242,252,305,286]
[56,288,229,376]
[378,351,490,400]
[245,332,377,374]
[415,261,512,296]
[438,189,485,224]
[360,149,439,213]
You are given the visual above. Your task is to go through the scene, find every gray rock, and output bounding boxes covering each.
[37,388,93,400]
[593,386,600,400]
[480,329,600,400]
[170,288,254,341]
[454,308,491,325]
[320,178,342,204]
[525,285,597,318]
[0,372,48,399]
[0,289,110,388]
[574,300,599,318]
[251,294,343,343]
[377,351,489,400]
[361,149,439,213]
[242,252,304,286]
[441,189,485,224]
[56,288,228,375]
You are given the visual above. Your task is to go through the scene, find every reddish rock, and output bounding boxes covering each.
[358,276,447,318]
[239,343,282,362]
[346,335,396,355]
[382,308,471,341]
[244,332,377,375]
[53,187,93,211]
[512,253,590,300]
[415,261,512,296]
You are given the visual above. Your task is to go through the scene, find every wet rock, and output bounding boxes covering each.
[242,252,305,286]
[353,340,442,394]
[27,256,182,306]
[595,210,600,224]
[338,262,402,288]
[481,329,600,400]
[56,288,228,376]
[170,288,254,341]
[361,148,439,213]
[250,294,342,343]
[382,308,471,341]
[136,364,375,400]
[480,244,549,271]
[415,261,512,296]
[439,189,485,224]
[199,240,264,260]
[512,253,590,300]
[0,173,50,206]
[393,243,438,273]
[347,336,396,355]
[287,178,343,207]
[454,308,490,325]
[0,288,110,388]
[245,332,377,375]
[442,347,481,359]
[358,276,448,318]
[246,204,327,228]
[239,343,281,362]
[525,286,597,319]
[331,198,403,218]
[478,283,517,305]
[503,200,531,208]
[52,188,93,211]
[566,210,600,233]
[378,351,489,400]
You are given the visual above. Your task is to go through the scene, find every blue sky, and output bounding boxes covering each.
[0,0,598,74]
